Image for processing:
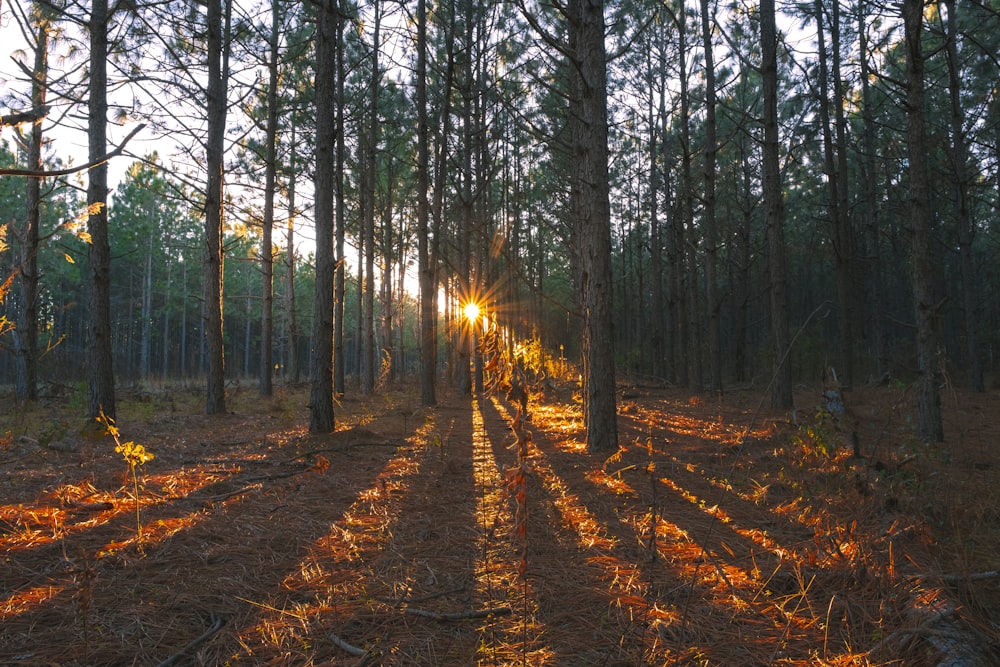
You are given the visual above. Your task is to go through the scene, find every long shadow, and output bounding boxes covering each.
[478,396,673,665]
[0,420,415,665]
[313,398,489,664]
[482,396,854,664]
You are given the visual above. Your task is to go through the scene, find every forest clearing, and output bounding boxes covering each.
[2,380,999,666]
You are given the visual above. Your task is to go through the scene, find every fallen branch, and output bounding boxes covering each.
[934,570,1000,584]
[376,582,467,607]
[154,615,226,667]
[401,606,513,621]
[65,500,115,512]
[329,632,368,657]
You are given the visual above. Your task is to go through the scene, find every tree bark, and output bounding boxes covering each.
[260,0,280,397]
[204,0,228,414]
[700,0,721,394]
[943,0,983,392]
[309,0,338,433]
[857,0,888,380]
[361,0,380,396]
[761,0,792,408]
[415,0,437,406]
[903,0,943,441]
[333,4,346,397]
[566,0,618,452]
[830,0,854,388]
[286,135,300,383]
[16,9,49,404]
[87,0,117,419]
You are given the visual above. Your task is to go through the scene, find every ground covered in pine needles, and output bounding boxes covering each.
[2,378,999,666]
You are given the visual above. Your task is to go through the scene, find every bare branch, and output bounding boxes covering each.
[0,123,146,178]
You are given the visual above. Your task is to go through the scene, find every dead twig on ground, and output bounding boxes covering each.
[154,615,226,667]
[400,606,513,621]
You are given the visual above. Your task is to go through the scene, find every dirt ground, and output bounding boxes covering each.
[2,378,999,666]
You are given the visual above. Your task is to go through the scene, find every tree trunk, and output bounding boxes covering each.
[309,0,338,433]
[761,0,792,408]
[88,0,117,419]
[361,0,380,396]
[16,10,49,404]
[830,0,854,388]
[286,136,300,383]
[415,0,436,406]
[204,0,228,415]
[814,0,851,387]
[647,53,665,381]
[676,6,701,390]
[380,195,394,384]
[944,0,983,392]
[566,0,618,452]
[140,234,153,378]
[333,4,346,397]
[700,0,721,394]
[259,0,280,397]
[903,0,943,441]
[857,0,888,380]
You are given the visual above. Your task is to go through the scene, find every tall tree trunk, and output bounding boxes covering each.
[415,0,436,406]
[567,0,618,452]
[361,0,380,396]
[17,9,49,404]
[161,245,172,377]
[647,51,665,380]
[700,0,721,394]
[830,0,854,388]
[380,197,394,383]
[204,0,228,415]
[88,0,117,419]
[857,0,887,379]
[761,0,792,408]
[333,4,346,396]
[676,5,701,390]
[286,137,299,383]
[814,0,845,382]
[309,0,338,433]
[259,0,280,397]
[944,0,982,391]
[140,234,153,378]
[903,0,943,441]
[457,0,474,396]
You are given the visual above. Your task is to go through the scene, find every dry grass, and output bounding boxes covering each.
[1,379,998,665]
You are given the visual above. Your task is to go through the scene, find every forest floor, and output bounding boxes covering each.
[2,377,1000,666]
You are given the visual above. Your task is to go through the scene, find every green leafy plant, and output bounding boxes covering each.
[97,411,154,547]
[792,410,837,458]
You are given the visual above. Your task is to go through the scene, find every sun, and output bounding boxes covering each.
[463,302,481,323]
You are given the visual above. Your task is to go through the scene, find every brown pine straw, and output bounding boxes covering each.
[1,382,999,665]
